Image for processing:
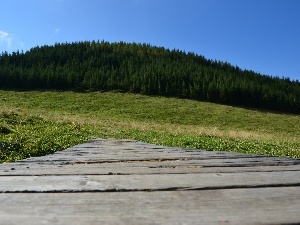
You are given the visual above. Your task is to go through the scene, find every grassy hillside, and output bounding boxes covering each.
[1,90,299,163]
[1,41,300,113]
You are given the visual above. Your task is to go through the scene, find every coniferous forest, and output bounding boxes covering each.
[0,40,299,113]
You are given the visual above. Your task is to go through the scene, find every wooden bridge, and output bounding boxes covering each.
[0,138,300,224]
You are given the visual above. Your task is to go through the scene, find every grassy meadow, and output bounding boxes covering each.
[1,90,300,163]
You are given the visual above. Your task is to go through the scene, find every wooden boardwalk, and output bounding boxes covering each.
[0,138,300,224]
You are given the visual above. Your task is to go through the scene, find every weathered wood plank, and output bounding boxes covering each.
[1,139,298,177]
[1,171,299,192]
[1,138,299,192]
[12,139,298,167]
[1,162,300,176]
[1,138,300,224]
[0,187,299,225]
[12,139,291,161]
[16,155,299,165]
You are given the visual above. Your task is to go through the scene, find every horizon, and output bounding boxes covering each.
[1,0,299,81]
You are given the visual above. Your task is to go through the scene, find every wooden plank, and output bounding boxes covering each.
[23,142,298,158]
[1,138,300,224]
[12,139,298,167]
[0,187,299,225]
[1,171,299,192]
[9,138,279,157]
[1,162,300,176]
[16,155,299,165]
[1,139,297,177]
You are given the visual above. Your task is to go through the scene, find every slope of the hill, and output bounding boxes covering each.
[1,90,300,163]
[0,40,299,113]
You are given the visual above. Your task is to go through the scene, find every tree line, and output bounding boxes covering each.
[0,40,299,113]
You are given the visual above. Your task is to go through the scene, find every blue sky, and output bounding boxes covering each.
[1,0,300,80]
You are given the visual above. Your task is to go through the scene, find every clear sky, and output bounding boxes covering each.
[1,0,299,80]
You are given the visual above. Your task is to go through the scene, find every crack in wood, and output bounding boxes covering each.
[14,157,300,166]
[61,158,191,165]
[2,169,299,177]
[1,183,300,194]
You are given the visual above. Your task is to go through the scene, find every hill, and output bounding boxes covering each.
[1,90,300,163]
[0,41,299,113]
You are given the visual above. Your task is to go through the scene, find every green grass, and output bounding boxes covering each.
[1,90,300,163]
[0,112,92,162]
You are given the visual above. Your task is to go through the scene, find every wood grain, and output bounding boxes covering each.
[0,138,299,224]
[0,187,299,225]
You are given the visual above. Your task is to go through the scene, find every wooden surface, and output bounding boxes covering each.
[0,138,300,224]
